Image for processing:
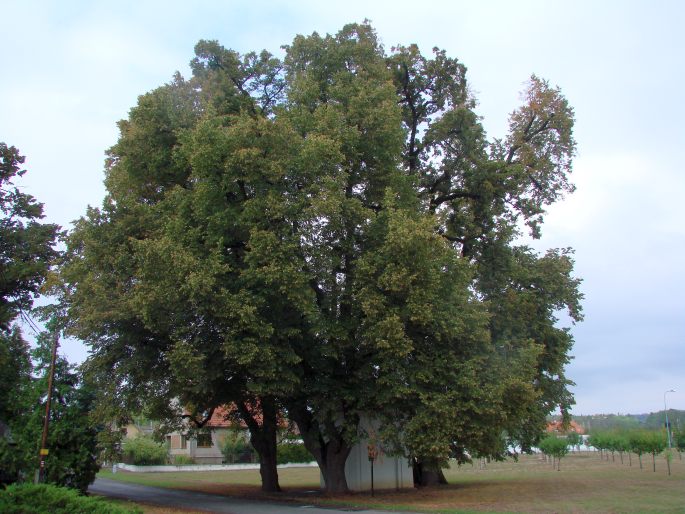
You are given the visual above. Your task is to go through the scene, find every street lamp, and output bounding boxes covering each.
[664,389,675,449]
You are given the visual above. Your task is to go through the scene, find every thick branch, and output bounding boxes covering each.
[401,63,420,173]
[430,190,480,207]
[181,406,216,428]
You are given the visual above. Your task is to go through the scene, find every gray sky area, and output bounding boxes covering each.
[1,0,683,415]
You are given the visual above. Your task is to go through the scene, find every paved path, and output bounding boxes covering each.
[89,478,422,514]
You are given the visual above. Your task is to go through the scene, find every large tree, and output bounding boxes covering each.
[0,143,61,483]
[61,22,582,493]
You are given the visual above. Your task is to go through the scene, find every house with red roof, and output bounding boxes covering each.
[165,406,253,464]
[545,419,585,435]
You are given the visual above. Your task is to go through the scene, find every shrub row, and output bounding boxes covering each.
[277,442,314,464]
[124,434,314,466]
[0,483,141,513]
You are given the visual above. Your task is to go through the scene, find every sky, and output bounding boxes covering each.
[1,0,683,416]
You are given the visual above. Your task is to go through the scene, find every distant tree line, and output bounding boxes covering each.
[552,411,685,433]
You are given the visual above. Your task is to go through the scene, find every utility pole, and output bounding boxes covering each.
[36,331,59,483]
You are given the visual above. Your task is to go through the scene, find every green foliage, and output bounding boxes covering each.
[627,430,649,457]
[0,326,32,430]
[171,454,195,466]
[611,433,630,456]
[587,432,607,453]
[277,442,314,464]
[0,143,59,330]
[122,436,168,465]
[0,330,100,492]
[220,430,250,464]
[641,431,667,456]
[640,410,685,430]
[674,430,685,452]
[571,414,640,432]
[565,432,582,449]
[61,22,581,491]
[626,430,665,456]
[538,436,569,469]
[0,483,141,513]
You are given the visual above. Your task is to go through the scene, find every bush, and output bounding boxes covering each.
[277,442,314,464]
[171,454,195,465]
[221,430,252,463]
[121,436,167,465]
[0,483,141,513]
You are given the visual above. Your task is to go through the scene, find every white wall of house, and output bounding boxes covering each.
[167,430,225,464]
[343,440,413,492]
[319,416,414,492]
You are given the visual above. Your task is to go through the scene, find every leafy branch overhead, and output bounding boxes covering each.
[60,21,582,492]
[0,144,59,329]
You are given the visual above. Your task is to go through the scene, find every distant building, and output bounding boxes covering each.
[166,406,254,465]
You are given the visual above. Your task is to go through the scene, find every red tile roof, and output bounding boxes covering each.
[546,420,585,434]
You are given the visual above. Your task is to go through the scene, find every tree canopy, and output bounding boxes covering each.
[0,143,59,330]
[61,22,582,492]
[0,144,64,486]
[0,328,100,492]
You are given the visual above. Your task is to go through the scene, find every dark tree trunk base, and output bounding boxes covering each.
[289,403,352,494]
[238,396,281,493]
[413,459,448,487]
[259,454,281,493]
[320,445,351,493]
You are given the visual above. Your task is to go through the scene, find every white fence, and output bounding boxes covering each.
[113,461,318,473]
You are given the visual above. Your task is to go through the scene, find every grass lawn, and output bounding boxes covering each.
[98,452,685,513]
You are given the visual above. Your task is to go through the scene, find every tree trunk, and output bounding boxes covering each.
[258,447,281,492]
[412,458,448,487]
[666,453,671,476]
[320,443,352,493]
[238,396,281,492]
[289,403,353,493]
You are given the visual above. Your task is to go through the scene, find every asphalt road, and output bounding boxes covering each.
[89,478,422,514]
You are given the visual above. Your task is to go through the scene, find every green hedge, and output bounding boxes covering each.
[171,454,195,465]
[277,442,314,464]
[0,483,141,513]
[121,436,167,465]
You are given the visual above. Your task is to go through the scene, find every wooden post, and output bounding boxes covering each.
[367,443,378,496]
[37,331,59,483]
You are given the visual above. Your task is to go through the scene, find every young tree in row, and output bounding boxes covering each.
[675,431,685,459]
[566,432,582,452]
[60,22,581,492]
[538,436,569,470]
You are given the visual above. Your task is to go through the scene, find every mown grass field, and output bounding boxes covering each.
[98,452,685,513]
